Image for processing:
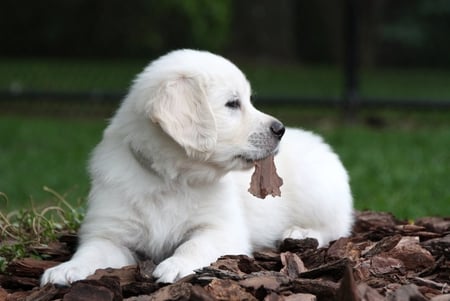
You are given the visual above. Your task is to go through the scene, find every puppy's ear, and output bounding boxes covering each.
[149,75,217,159]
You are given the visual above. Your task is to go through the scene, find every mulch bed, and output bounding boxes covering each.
[1,211,449,301]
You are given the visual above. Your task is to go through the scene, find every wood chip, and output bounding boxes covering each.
[88,265,137,286]
[143,282,193,301]
[239,272,289,292]
[280,252,307,278]
[248,154,283,199]
[64,277,122,301]
[361,234,402,258]
[290,278,339,300]
[392,284,428,301]
[386,236,435,271]
[6,258,60,278]
[206,279,257,301]
[356,283,385,301]
[336,264,358,301]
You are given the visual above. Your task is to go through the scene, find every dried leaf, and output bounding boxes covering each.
[248,155,283,199]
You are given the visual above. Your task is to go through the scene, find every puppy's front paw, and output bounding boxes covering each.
[41,261,93,286]
[153,257,195,283]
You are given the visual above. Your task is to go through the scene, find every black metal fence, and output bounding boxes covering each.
[1,0,450,117]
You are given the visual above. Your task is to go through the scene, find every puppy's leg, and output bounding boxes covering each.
[41,238,135,286]
[153,229,250,283]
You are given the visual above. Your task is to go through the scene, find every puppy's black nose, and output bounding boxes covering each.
[270,121,285,140]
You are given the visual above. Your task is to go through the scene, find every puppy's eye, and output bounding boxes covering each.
[225,99,241,109]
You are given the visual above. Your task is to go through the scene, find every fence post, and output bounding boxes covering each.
[343,0,360,120]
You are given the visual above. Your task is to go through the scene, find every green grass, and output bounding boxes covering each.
[0,116,105,208]
[2,58,450,101]
[325,125,450,218]
[0,58,146,92]
[360,68,450,100]
[1,59,449,219]
[266,107,450,219]
[241,64,342,98]
[1,111,449,219]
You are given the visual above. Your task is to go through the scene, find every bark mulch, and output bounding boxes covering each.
[1,211,449,301]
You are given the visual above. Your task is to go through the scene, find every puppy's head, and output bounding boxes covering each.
[140,49,284,170]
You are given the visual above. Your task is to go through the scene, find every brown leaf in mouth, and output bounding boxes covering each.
[248,154,283,199]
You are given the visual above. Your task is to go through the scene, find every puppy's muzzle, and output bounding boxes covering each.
[270,121,285,140]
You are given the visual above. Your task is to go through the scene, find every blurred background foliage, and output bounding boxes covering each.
[1,0,232,57]
[0,0,449,218]
[2,0,450,67]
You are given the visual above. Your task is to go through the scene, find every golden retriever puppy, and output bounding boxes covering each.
[41,49,353,285]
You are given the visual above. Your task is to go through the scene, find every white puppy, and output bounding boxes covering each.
[41,49,353,285]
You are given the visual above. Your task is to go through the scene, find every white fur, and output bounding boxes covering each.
[41,49,353,285]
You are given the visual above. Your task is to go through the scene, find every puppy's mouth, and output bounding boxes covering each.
[235,148,279,164]
[235,155,255,164]
[229,131,281,168]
